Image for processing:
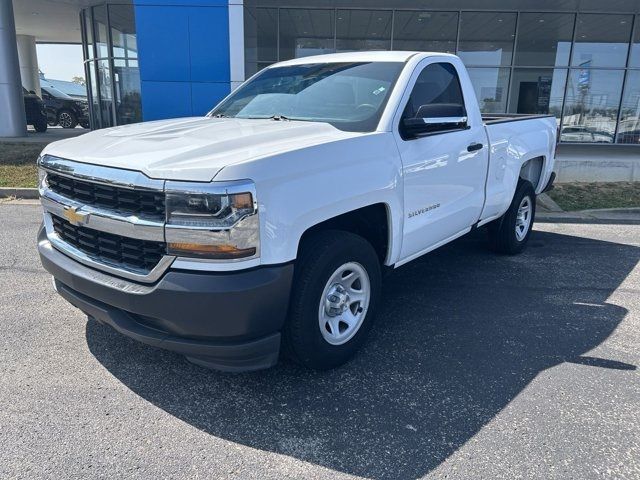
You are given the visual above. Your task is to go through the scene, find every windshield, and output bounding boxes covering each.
[209,62,404,132]
[42,86,73,100]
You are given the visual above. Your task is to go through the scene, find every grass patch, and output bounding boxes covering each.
[0,143,43,188]
[548,182,640,211]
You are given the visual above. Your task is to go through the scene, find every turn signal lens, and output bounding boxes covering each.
[167,242,257,259]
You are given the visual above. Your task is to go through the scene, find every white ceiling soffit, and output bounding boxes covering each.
[12,0,98,44]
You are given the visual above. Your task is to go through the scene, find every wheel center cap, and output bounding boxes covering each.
[325,283,350,316]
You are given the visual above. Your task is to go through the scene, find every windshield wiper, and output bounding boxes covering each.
[269,114,290,121]
[212,113,228,118]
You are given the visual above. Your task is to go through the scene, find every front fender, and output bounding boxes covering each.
[215,132,404,266]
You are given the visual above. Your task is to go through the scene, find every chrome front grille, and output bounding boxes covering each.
[39,155,173,283]
[51,215,166,273]
[47,172,165,220]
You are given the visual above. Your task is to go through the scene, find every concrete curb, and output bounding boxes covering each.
[537,211,640,225]
[0,187,39,199]
[536,193,563,212]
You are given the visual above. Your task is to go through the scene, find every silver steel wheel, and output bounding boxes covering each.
[59,112,73,128]
[318,262,371,346]
[515,195,532,241]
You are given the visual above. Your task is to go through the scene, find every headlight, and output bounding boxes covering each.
[164,180,259,261]
[37,165,47,193]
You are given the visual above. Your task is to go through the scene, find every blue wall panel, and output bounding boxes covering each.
[189,9,230,82]
[141,81,192,120]
[134,1,231,121]
[191,82,230,115]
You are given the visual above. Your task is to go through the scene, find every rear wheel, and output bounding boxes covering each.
[487,180,536,254]
[58,110,77,129]
[283,230,381,370]
[33,119,48,133]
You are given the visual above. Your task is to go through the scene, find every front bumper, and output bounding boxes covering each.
[38,226,294,372]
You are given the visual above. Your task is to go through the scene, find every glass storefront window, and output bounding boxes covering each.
[81,3,141,129]
[113,59,142,125]
[336,10,392,52]
[392,11,458,54]
[629,16,640,68]
[616,70,640,144]
[83,10,94,59]
[561,69,624,143]
[571,14,633,68]
[93,5,109,59]
[466,68,510,113]
[515,13,574,66]
[96,59,113,127]
[244,7,277,76]
[110,5,138,59]
[509,68,567,120]
[279,9,334,61]
[458,12,516,66]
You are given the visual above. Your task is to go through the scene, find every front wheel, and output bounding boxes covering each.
[57,110,77,129]
[283,230,381,370]
[487,180,536,254]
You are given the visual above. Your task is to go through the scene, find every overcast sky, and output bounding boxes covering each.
[36,44,84,81]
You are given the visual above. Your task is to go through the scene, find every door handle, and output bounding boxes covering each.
[467,142,483,152]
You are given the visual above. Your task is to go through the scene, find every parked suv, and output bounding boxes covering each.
[41,86,89,129]
[22,87,48,133]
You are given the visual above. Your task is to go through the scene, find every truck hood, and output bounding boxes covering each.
[42,117,359,181]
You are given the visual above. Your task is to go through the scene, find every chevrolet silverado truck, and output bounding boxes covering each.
[37,52,557,372]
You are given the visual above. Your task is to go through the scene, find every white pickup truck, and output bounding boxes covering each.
[37,51,557,372]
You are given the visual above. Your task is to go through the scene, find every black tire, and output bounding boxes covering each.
[57,109,77,129]
[487,180,536,254]
[33,119,48,133]
[80,121,90,129]
[283,230,381,370]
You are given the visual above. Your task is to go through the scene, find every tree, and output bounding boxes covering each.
[71,76,86,86]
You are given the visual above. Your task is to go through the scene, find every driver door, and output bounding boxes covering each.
[394,60,489,262]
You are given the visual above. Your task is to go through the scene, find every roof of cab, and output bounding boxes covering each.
[274,51,456,66]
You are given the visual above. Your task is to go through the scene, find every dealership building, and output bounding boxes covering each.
[2,0,640,181]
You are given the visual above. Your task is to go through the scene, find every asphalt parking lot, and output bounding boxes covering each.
[1,203,639,480]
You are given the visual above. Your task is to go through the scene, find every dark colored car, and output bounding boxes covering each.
[41,86,89,129]
[22,87,48,133]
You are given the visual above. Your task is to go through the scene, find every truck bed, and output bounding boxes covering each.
[482,113,555,125]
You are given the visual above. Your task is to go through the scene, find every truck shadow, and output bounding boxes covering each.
[86,229,637,479]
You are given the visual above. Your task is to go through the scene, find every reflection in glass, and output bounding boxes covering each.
[571,14,633,68]
[88,63,99,127]
[113,59,141,125]
[509,69,567,120]
[561,69,624,143]
[83,9,94,59]
[336,10,392,52]
[466,68,510,113]
[109,4,138,59]
[279,9,334,61]
[96,59,113,127]
[515,13,574,66]
[244,7,277,73]
[629,16,640,67]
[458,12,516,66]
[392,11,457,54]
[93,5,109,58]
[616,71,640,144]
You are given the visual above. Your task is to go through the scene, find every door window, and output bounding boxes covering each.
[400,62,466,139]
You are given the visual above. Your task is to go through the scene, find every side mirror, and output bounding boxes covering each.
[402,103,468,139]
[29,90,36,95]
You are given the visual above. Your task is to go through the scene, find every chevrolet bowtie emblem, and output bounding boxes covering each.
[63,206,89,226]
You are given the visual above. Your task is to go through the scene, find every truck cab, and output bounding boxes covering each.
[37,52,556,372]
